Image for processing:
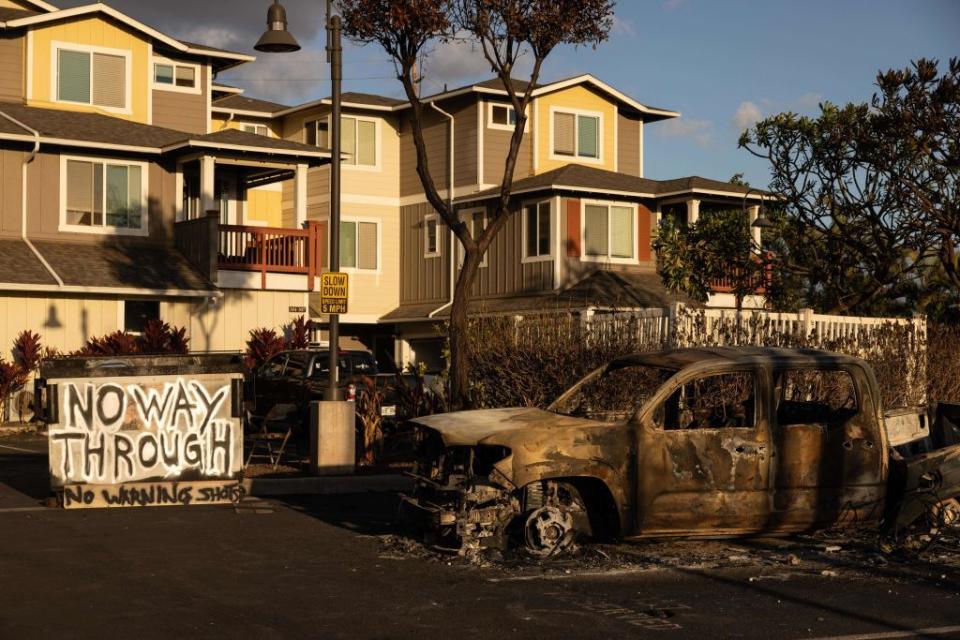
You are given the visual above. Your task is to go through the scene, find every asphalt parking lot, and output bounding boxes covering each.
[2,433,959,640]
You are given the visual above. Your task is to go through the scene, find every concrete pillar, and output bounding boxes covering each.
[200,155,216,218]
[175,162,184,221]
[747,204,761,248]
[686,198,700,226]
[294,163,309,228]
[309,401,355,475]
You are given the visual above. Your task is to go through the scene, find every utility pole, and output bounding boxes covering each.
[325,0,342,400]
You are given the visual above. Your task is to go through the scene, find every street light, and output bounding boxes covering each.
[743,188,776,231]
[254,1,301,53]
[255,1,343,401]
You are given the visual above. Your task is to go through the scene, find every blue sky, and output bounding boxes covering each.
[64,0,960,187]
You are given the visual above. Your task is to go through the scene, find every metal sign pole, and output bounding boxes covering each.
[326,1,342,401]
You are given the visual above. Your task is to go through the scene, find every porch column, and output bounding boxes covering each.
[686,198,700,226]
[747,204,761,249]
[174,162,184,221]
[294,163,309,228]
[200,155,216,216]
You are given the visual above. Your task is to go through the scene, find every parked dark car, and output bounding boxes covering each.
[246,349,398,423]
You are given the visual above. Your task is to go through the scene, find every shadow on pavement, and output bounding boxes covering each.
[0,435,51,506]
[275,491,403,537]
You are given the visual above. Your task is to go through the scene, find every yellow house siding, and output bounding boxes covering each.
[211,113,282,138]
[28,16,150,123]
[246,183,283,228]
[535,85,617,174]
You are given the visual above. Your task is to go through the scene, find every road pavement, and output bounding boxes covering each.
[1,434,959,639]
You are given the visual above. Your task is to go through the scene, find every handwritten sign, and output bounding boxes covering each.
[320,272,349,314]
[62,480,244,509]
[48,376,242,491]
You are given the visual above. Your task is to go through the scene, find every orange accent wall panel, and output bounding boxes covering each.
[638,204,652,262]
[566,199,581,257]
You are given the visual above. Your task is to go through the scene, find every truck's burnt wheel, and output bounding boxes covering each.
[933,498,960,530]
[524,506,574,556]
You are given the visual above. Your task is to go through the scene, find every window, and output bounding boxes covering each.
[524,201,552,259]
[552,110,601,160]
[583,203,635,261]
[57,46,127,110]
[342,116,377,166]
[284,353,308,378]
[241,124,270,137]
[490,103,517,129]
[64,158,145,232]
[777,369,859,426]
[305,119,329,147]
[340,220,378,270]
[124,300,159,334]
[153,61,197,90]
[261,354,287,379]
[660,372,756,431]
[458,209,488,268]
[424,214,440,258]
[551,364,673,423]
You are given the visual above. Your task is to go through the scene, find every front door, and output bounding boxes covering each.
[771,365,886,529]
[636,367,773,536]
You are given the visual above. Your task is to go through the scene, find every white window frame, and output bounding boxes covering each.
[339,215,381,274]
[548,106,604,164]
[521,198,554,264]
[120,299,161,335]
[487,101,529,132]
[51,41,133,115]
[341,114,382,171]
[150,56,201,95]
[238,122,271,137]
[303,116,329,147]
[457,207,488,269]
[580,199,639,265]
[424,213,441,259]
[59,154,150,237]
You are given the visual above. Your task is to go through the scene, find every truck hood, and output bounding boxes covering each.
[410,407,613,446]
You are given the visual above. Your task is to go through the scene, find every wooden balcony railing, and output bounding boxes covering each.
[218,221,326,290]
[709,257,772,295]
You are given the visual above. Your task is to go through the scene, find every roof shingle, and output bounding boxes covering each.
[213,95,289,114]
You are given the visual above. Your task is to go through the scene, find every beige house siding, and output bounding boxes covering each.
[151,64,208,134]
[19,151,176,242]
[0,147,24,236]
[399,107,448,198]
[0,292,121,355]
[399,201,449,304]
[0,31,24,102]
[617,111,642,177]
[162,289,309,353]
[482,99,534,185]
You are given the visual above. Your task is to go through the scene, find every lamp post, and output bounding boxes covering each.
[256,1,342,401]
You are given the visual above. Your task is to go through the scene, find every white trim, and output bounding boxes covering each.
[58,154,150,237]
[160,140,329,159]
[174,161,184,222]
[0,132,160,153]
[150,56,202,95]
[16,0,58,12]
[0,282,219,297]
[553,195,562,288]
[423,213,441,259]
[205,63,212,134]
[25,29,33,100]
[212,107,279,118]
[212,84,243,95]
[548,105,604,165]
[273,98,398,118]
[338,215,382,274]
[532,98,539,172]
[613,104,619,173]
[477,98,484,186]
[486,101,529,133]
[145,42,153,125]
[457,207,488,269]
[236,121,272,138]
[658,187,769,199]
[5,5,254,63]
[530,74,680,119]
[342,193,399,207]
[50,41,133,115]
[579,199,640,265]
[520,197,554,263]
[638,121,644,178]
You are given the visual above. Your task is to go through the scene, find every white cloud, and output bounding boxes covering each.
[732,100,763,131]
[663,0,686,10]
[658,117,713,147]
[611,15,637,37]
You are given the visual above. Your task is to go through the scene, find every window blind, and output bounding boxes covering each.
[578,115,599,158]
[610,206,634,258]
[357,222,377,270]
[92,53,125,109]
[66,160,93,225]
[357,120,376,165]
[340,221,357,268]
[341,117,357,164]
[584,204,609,256]
[554,112,575,155]
[58,50,90,103]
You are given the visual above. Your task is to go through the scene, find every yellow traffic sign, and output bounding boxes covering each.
[320,272,349,314]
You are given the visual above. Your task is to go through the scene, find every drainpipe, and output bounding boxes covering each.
[0,109,64,286]
[428,101,456,319]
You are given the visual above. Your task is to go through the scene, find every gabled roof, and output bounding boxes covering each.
[0,7,38,21]
[274,92,407,117]
[0,102,328,163]
[458,164,769,202]
[213,95,290,116]
[0,4,254,71]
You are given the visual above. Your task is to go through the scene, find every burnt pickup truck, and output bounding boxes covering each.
[401,347,960,555]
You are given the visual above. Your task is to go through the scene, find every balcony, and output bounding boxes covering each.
[175,215,327,290]
[708,258,771,295]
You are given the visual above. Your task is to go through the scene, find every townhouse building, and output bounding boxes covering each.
[0,0,764,373]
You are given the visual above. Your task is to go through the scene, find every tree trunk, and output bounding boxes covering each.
[447,247,483,410]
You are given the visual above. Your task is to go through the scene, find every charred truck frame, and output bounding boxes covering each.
[401,348,960,555]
